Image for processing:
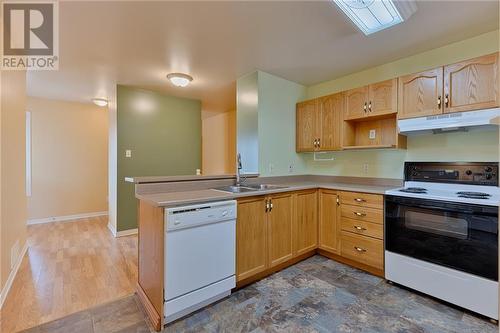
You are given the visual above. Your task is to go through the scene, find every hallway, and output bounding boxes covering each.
[1,217,137,332]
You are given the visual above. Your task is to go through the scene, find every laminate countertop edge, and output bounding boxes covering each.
[136,181,399,208]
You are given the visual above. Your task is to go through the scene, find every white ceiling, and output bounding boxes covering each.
[27,1,499,112]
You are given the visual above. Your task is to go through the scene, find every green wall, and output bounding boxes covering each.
[117,86,201,231]
[257,71,308,176]
[303,29,500,178]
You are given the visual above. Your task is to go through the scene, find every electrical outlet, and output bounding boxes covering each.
[11,240,19,269]
[363,163,369,174]
[288,164,294,173]
[369,129,376,140]
[125,150,132,158]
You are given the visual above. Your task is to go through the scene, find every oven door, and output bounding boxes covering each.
[385,195,498,281]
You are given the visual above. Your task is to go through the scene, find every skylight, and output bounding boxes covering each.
[333,0,417,35]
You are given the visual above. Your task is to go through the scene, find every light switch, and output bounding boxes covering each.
[369,129,376,139]
[125,150,132,158]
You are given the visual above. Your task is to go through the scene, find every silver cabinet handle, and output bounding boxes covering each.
[354,212,367,217]
[354,225,367,231]
[336,195,340,206]
[265,200,270,212]
[368,101,372,112]
[354,246,367,253]
[354,198,366,203]
[270,201,274,212]
[363,102,367,113]
[444,94,449,107]
[437,96,442,109]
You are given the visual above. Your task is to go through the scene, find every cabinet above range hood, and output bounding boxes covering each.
[398,108,500,135]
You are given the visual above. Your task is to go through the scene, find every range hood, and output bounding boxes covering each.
[398,108,500,135]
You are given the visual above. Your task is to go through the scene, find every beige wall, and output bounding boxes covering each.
[202,109,236,175]
[1,71,28,290]
[27,97,108,220]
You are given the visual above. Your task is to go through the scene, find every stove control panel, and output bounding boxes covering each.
[405,162,498,186]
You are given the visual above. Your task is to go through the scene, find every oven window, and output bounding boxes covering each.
[405,210,468,239]
[385,197,498,281]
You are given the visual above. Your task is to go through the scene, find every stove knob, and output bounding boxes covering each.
[485,167,493,173]
[486,174,493,180]
[465,170,473,176]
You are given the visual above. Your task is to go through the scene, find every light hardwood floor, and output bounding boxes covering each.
[0,216,138,333]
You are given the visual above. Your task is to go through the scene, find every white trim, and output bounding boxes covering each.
[26,111,32,197]
[107,222,117,237]
[116,228,138,237]
[27,211,108,225]
[0,242,28,309]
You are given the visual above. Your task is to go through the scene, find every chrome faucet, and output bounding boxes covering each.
[236,153,242,186]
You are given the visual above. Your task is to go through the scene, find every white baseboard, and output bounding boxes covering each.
[107,223,137,238]
[27,211,108,225]
[116,228,138,237]
[107,222,117,237]
[0,242,28,309]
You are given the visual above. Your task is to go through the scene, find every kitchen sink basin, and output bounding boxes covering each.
[245,184,288,190]
[213,184,288,193]
[213,185,258,193]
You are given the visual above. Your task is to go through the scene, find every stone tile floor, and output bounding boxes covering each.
[22,255,497,333]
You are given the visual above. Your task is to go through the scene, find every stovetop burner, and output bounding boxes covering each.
[456,191,492,199]
[399,187,428,194]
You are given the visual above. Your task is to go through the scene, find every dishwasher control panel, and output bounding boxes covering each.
[165,200,237,231]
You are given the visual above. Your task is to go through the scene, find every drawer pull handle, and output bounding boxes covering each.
[354,198,366,202]
[354,246,367,253]
[354,225,366,231]
[354,212,366,217]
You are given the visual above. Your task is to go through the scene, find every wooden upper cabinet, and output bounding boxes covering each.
[296,100,319,152]
[267,193,294,268]
[236,197,268,282]
[368,79,397,117]
[319,93,344,151]
[318,190,340,254]
[444,53,499,114]
[293,190,318,256]
[345,86,368,120]
[398,67,444,119]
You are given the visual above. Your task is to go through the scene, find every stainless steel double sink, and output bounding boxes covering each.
[214,184,288,193]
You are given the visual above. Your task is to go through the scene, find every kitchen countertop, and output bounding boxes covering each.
[136,180,399,208]
[126,173,259,184]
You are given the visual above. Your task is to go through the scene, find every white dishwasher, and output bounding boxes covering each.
[164,200,236,323]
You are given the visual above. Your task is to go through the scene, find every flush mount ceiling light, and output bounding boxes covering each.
[92,98,108,107]
[167,73,193,87]
[333,0,417,35]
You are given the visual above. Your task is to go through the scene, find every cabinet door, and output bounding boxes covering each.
[368,79,397,117]
[398,67,443,119]
[296,100,319,152]
[268,193,294,267]
[318,190,340,254]
[293,190,318,256]
[319,93,343,151]
[236,197,268,281]
[444,53,499,114]
[345,86,368,120]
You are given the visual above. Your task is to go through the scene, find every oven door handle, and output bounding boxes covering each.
[417,204,475,215]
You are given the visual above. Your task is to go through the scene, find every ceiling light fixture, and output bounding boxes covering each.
[167,73,193,87]
[92,98,108,107]
[333,0,417,35]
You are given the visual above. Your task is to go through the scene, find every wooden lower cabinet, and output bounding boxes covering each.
[293,190,318,256]
[340,231,383,270]
[318,189,340,254]
[236,197,268,282]
[268,193,294,268]
[236,189,385,285]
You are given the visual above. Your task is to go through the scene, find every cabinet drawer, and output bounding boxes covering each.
[341,231,383,269]
[341,218,383,240]
[341,204,383,224]
[340,191,383,209]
